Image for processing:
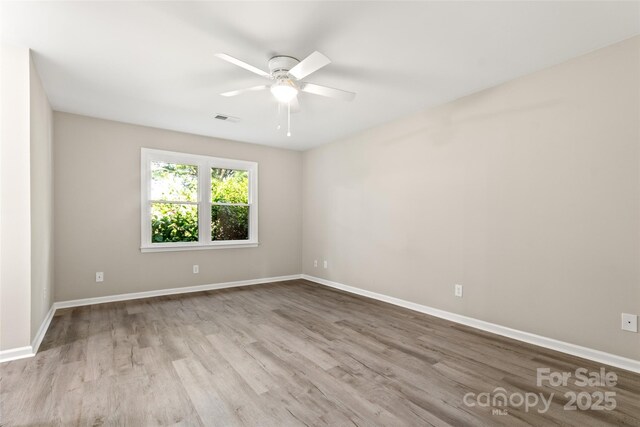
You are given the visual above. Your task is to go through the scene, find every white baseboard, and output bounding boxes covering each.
[0,304,55,364]
[0,274,302,364]
[0,345,33,363]
[31,304,56,353]
[53,274,302,309]
[302,274,640,374]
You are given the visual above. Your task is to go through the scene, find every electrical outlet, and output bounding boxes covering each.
[193,265,199,274]
[621,313,638,332]
[323,260,328,269]
[96,272,104,283]
[314,260,318,268]
[454,284,463,298]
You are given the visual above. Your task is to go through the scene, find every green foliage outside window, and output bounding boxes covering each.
[211,205,249,241]
[151,162,199,243]
[151,162,198,201]
[211,168,249,241]
[151,203,199,242]
[150,163,250,243]
[211,168,248,204]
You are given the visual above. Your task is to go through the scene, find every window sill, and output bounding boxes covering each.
[141,242,259,253]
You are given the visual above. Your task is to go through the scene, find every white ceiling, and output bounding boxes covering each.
[2,1,639,150]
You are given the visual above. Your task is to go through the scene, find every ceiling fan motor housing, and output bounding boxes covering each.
[268,55,300,76]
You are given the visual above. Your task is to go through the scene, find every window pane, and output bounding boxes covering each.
[211,205,249,241]
[151,203,198,243]
[211,168,248,204]
[151,162,198,202]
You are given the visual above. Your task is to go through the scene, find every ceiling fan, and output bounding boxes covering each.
[215,51,356,116]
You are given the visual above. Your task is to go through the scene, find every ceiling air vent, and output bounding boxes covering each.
[213,114,240,123]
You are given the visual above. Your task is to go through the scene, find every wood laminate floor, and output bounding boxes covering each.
[1,279,639,426]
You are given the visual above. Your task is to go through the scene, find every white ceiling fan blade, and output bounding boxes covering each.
[288,51,331,80]
[220,85,268,97]
[301,83,356,101]
[215,53,270,78]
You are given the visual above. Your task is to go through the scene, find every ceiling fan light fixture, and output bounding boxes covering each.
[270,79,298,103]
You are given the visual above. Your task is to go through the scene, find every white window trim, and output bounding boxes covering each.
[140,148,258,252]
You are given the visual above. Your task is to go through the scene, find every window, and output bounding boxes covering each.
[141,148,258,252]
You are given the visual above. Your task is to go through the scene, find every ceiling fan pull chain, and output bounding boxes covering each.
[287,102,291,137]
[277,102,281,130]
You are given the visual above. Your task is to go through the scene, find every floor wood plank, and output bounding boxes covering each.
[1,279,638,426]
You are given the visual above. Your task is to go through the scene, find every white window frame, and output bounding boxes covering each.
[141,148,258,252]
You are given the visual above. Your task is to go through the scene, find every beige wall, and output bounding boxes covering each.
[303,36,640,360]
[29,53,54,342]
[53,113,302,301]
[0,45,32,351]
